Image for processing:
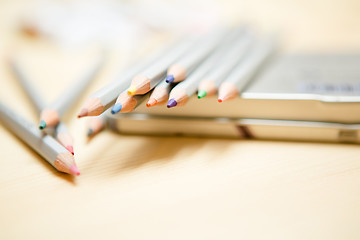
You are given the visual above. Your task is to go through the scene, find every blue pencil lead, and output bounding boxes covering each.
[111,103,122,114]
[166,75,175,83]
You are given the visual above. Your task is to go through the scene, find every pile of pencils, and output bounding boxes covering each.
[0,25,276,176]
[79,26,277,135]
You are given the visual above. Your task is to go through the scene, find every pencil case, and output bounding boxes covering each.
[129,53,360,124]
[108,114,360,143]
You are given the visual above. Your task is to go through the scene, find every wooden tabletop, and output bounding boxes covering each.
[1,0,360,239]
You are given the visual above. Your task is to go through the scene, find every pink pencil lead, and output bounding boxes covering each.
[70,165,80,176]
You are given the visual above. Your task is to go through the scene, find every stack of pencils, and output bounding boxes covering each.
[78,26,277,136]
[0,25,277,176]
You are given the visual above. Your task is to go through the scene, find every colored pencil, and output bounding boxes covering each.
[55,123,74,155]
[77,40,177,118]
[166,28,247,108]
[87,110,108,137]
[39,55,105,129]
[165,29,228,84]
[127,35,202,96]
[111,91,147,114]
[146,80,175,107]
[197,31,254,99]
[166,64,211,108]
[218,37,277,102]
[9,58,74,155]
[0,101,79,175]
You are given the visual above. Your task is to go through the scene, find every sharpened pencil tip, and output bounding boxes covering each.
[70,165,80,176]
[111,103,122,114]
[146,98,157,107]
[218,98,223,103]
[197,90,207,99]
[39,120,46,130]
[66,146,74,155]
[77,108,88,118]
[87,129,94,137]
[167,99,177,108]
[165,75,175,83]
[127,86,136,95]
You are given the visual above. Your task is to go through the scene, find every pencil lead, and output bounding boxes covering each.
[165,75,175,83]
[127,86,136,95]
[146,98,157,107]
[66,146,74,155]
[77,108,88,118]
[87,129,94,137]
[111,103,122,114]
[218,98,223,103]
[39,120,46,130]
[70,165,80,176]
[167,99,177,108]
[197,90,207,99]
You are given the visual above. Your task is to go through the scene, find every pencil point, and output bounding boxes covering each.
[77,108,88,118]
[87,129,94,137]
[66,146,74,155]
[39,120,46,130]
[165,75,175,83]
[218,98,223,103]
[146,98,157,107]
[70,165,80,176]
[197,90,207,99]
[127,86,136,95]
[111,103,122,114]
[167,99,177,108]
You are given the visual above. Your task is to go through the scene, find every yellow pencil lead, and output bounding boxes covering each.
[127,86,136,95]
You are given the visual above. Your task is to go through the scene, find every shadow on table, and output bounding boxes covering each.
[82,132,236,176]
[16,140,76,185]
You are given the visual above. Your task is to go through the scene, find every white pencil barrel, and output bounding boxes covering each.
[143,36,200,83]
[0,102,64,167]
[52,54,106,116]
[209,32,254,87]
[227,37,277,91]
[174,27,248,97]
[10,59,45,112]
[176,29,229,74]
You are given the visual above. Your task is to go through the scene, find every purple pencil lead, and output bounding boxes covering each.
[167,99,177,108]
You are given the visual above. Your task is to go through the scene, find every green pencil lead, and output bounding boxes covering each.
[197,90,207,99]
[39,120,46,130]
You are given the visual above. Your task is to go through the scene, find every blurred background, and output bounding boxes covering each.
[1,0,359,112]
[1,1,360,239]
[1,0,360,51]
